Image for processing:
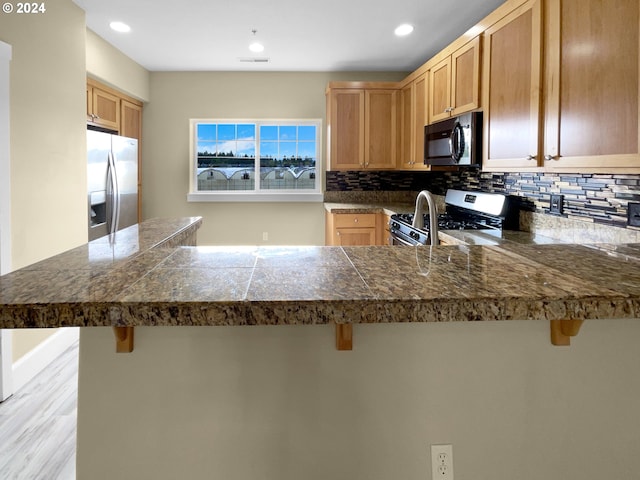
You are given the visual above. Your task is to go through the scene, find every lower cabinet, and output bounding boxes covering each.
[325,212,384,246]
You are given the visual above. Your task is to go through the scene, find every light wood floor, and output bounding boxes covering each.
[0,341,79,479]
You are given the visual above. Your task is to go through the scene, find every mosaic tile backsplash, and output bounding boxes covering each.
[325,170,640,231]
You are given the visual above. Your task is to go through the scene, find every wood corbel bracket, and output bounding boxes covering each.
[335,323,352,351]
[550,319,584,346]
[113,326,134,353]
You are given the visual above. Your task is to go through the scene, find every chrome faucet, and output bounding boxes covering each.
[412,190,440,246]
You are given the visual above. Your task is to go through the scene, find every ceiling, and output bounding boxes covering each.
[73,0,505,72]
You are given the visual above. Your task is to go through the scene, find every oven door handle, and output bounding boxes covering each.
[391,233,419,246]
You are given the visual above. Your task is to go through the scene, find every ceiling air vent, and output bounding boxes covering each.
[238,57,270,63]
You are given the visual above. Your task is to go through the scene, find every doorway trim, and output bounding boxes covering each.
[0,40,13,401]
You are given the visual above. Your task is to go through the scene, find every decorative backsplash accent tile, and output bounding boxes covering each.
[325,170,640,233]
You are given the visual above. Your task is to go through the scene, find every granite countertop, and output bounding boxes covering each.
[0,214,638,328]
[438,229,572,246]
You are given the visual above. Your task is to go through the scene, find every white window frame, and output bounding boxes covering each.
[187,118,323,203]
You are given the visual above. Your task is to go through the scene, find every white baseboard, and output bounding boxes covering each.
[12,327,79,393]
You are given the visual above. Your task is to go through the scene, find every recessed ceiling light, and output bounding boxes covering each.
[249,29,264,53]
[110,21,131,33]
[394,24,414,36]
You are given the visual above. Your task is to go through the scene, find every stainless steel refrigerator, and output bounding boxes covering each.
[87,129,138,241]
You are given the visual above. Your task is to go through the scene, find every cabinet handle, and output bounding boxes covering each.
[354,218,358,223]
[544,154,555,161]
[444,107,454,113]
[526,155,536,161]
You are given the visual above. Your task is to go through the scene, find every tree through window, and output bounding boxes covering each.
[192,120,321,195]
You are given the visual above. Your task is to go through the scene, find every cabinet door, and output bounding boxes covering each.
[398,82,414,169]
[89,86,120,131]
[451,36,481,116]
[429,37,481,124]
[482,0,543,170]
[364,89,397,169]
[399,75,429,170]
[121,100,142,139]
[544,0,640,171]
[429,56,452,123]
[413,74,429,170]
[121,100,143,221]
[326,212,380,246]
[334,227,377,246]
[327,89,365,170]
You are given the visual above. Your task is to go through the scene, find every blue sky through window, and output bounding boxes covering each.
[195,120,320,193]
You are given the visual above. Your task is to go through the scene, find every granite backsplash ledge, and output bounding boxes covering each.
[323,190,419,204]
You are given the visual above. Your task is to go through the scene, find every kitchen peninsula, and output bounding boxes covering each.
[1,217,640,480]
[1,217,638,338]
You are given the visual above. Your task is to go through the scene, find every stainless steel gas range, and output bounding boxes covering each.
[389,189,518,246]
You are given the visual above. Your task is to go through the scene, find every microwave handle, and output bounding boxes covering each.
[449,122,465,163]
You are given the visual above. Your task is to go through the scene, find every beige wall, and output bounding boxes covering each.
[86,29,150,102]
[77,319,640,480]
[0,0,87,360]
[143,71,405,245]
[10,329,58,362]
[0,0,87,269]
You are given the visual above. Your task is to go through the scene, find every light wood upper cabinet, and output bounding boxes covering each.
[543,0,640,171]
[365,89,398,169]
[482,0,542,170]
[326,83,397,170]
[428,36,481,124]
[399,82,414,169]
[483,0,640,172]
[87,78,144,139]
[398,73,429,170]
[120,100,142,140]
[429,57,452,124]
[87,83,120,131]
[327,89,365,170]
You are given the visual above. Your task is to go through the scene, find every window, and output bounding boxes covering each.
[188,119,322,202]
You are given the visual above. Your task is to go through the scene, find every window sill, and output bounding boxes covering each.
[187,192,324,203]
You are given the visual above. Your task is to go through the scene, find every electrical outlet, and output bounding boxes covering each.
[431,444,454,480]
[628,203,640,227]
[262,232,269,241]
[549,194,564,215]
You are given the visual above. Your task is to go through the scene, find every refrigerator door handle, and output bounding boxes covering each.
[106,151,120,235]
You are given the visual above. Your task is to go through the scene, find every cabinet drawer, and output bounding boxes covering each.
[333,213,377,228]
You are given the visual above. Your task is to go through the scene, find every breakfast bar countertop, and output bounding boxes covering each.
[0,216,639,329]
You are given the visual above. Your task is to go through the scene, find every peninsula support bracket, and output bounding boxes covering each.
[550,319,584,346]
[113,326,134,353]
[335,323,352,351]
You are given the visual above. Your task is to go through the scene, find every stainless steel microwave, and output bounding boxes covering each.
[424,111,482,167]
